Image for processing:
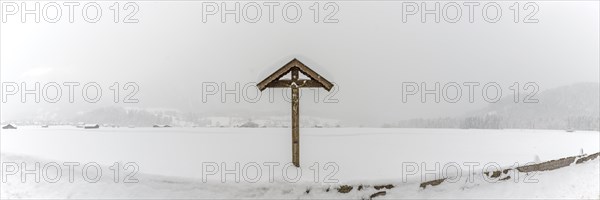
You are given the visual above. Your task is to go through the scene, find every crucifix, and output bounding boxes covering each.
[257,58,334,167]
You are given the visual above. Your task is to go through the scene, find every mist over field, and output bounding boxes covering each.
[1,1,599,199]
[2,1,599,127]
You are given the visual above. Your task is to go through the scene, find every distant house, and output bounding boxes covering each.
[84,124,100,129]
[240,121,259,128]
[41,125,49,128]
[2,124,17,129]
[153,124,171,128]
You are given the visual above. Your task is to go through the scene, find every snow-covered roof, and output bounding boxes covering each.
[257,55,335,84]
[257,56,335,91]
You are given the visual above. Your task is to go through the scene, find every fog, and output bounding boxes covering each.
[1,1,598,126]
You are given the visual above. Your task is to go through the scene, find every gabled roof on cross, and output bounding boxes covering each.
[257,58,334,91]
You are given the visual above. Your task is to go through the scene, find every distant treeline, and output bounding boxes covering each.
[386,115,600,131]
[72,107,210,127]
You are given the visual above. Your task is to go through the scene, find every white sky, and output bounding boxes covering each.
[1,1,599,126]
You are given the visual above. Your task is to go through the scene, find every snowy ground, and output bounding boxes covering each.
[1,127,599,199]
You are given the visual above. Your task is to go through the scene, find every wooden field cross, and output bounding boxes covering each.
[257,58,334,167]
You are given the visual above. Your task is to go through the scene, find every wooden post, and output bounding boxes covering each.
[291,69,300,167]
[257,59,334,168]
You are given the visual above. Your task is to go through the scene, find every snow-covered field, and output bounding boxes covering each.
[1,127,599,199]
